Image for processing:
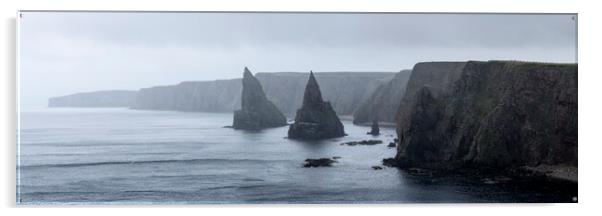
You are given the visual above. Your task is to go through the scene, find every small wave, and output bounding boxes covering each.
[200,184,270,191]
[19,158,281,169]
[123,190,165,193]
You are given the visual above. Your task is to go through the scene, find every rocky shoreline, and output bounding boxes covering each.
[383,158,577,190]
[518,164,578,183]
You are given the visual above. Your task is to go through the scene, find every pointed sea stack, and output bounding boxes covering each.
[232,67,287,129]
[288,71,345,139]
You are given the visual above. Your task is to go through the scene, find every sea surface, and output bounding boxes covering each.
[17,108,574,204]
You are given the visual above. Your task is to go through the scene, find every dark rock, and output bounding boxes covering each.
[406,168,432,176]
[372,166,383,170]
[341,140,383,146]
[332,156,342,160]
[517,165,577,183]
[353,70,412,124]
[288,71,345,139]
[232,67,287,129]
[387,142,396,148]
[382,158,397,167]
[303,158,337,168]
[392,61,577,170]
[367,120,380,135]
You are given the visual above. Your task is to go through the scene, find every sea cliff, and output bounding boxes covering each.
[48,90,137,107]
[389,61,577,176]
[353,70,412,124]
[131,72,394,116]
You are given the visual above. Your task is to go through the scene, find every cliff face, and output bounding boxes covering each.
[393,61,578,169]
[131,79,242,112]
[131,72,393,116]
[288,72,345,139]
[48,90,137,107]
[353,70,412,124]
[257,72,392,116]
[233,68,287,129]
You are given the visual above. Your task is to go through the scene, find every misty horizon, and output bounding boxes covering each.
[18,12,577,106]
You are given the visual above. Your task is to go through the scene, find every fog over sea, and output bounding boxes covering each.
[17,108,571,204]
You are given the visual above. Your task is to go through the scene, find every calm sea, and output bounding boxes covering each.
[17,108,573,204]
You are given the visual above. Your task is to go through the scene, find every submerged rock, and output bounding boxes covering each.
[372,166,383,170]
[233,67,287,129]
[303,158,338,168]
[367,120,380,135]
[387,142,396,148]
[288,71,345,139]
[341,140,383,146]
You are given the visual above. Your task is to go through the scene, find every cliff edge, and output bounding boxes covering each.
[353,69,412,124]
[391,61,577,173]
[48,90,137,107]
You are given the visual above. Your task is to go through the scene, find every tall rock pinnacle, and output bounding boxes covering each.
[302,71,324,108]
[233,67,287,129]
[288,71,345,139]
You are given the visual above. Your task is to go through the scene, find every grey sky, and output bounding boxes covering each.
[18,12,577,107]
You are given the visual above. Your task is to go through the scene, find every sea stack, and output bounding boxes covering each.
[367,120,380,135]
[232,67,287,129]
[288,71,345,139]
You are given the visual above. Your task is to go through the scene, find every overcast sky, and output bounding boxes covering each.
[18,12,577,107]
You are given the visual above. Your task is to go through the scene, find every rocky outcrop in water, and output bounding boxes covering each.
[372,166,383,170]
[48,90,137,107]
[303,158,338,168]
[130,72,393,116]
[390,61,577,170]
[340,140,383,146]
[367,120,380,135]
[232,67,287,129]
[288,72,345,139]
[353,70,412,124]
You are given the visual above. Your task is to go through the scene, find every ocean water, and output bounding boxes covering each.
[17,108,574,204]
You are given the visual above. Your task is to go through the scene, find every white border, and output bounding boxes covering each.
[2,0,601,215]
[15,9,20,205]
